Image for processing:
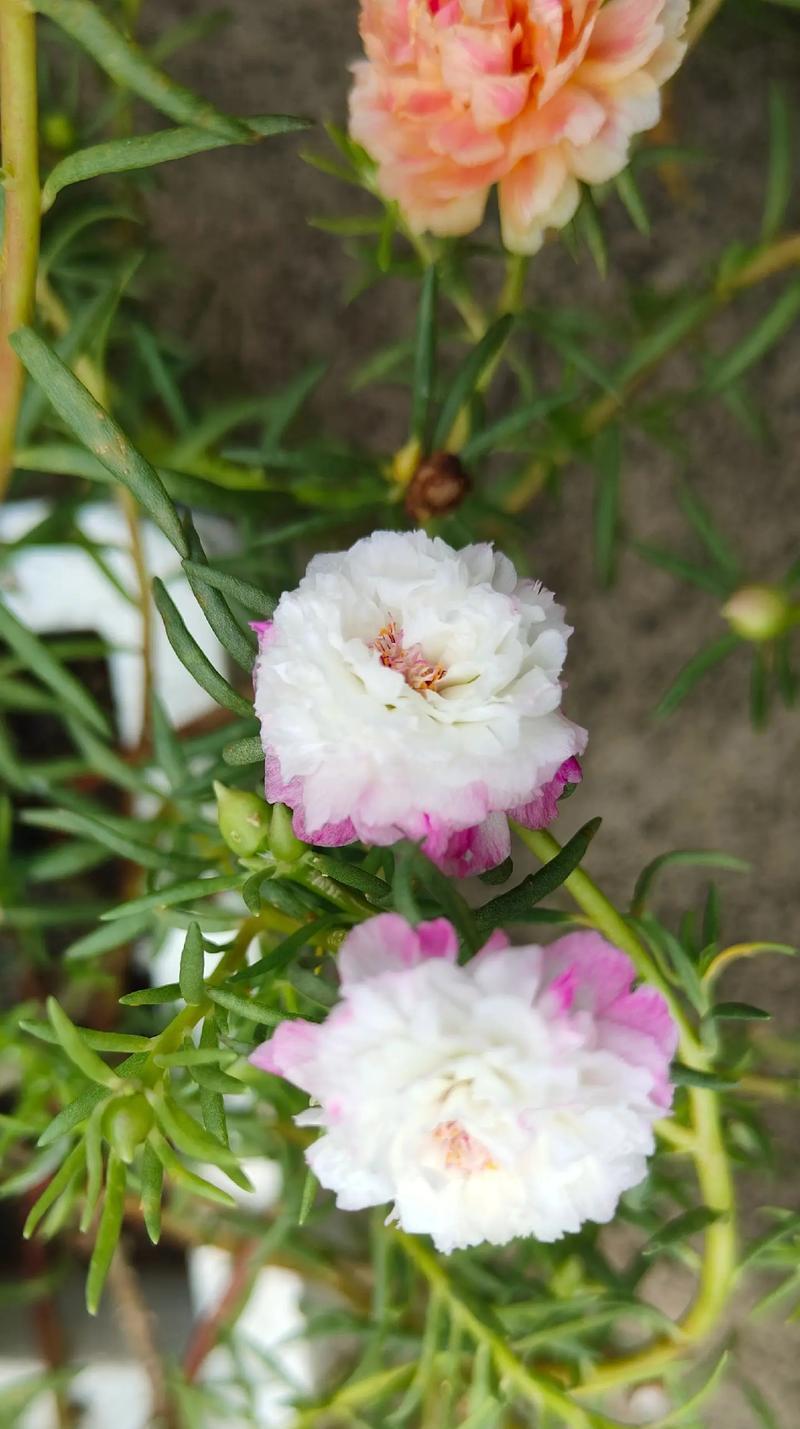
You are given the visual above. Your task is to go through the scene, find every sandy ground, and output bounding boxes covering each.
[130,2,800,1423]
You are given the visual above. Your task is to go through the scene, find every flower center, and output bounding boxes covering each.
[432,1119,495,1173]
[370,619,446,694]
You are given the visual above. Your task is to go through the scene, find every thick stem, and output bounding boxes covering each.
[513,825,737,1398]
[0,0,40,501]
[685,0,727,48]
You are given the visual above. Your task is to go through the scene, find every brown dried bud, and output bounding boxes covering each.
[404,452,470,523]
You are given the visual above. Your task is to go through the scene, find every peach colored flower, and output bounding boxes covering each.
[349,0,688,253]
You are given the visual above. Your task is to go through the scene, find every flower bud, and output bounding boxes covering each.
[404,452,470,523]
[214,781,272,856]
[41,111,77,152]
[269,802,305,864]
[103,1094,153,1165]
[721,585,789,643]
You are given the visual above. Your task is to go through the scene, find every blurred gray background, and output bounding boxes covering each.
[130,1,799,1423]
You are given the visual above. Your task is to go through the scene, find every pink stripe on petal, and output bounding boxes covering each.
[416,918,459,962]
[249,1018,321,1089]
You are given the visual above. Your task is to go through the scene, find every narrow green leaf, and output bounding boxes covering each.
[151,694,187,791]
[181,523,257,673]
[152,577,252,716]
[197,1016,228,1146]
[179,921,205,1005]
[153,1096,251,1187]
[180,561,275,619]
[37,1087,107,1147]
[642,1206,725,1256]
[103,873,245,921]
[34,0,252,141]
[23,1144,85,1239]
[615,294,715,387]
[655,634,740,718]
[79,1103,106,1234]
[0,599,110,738]
[10,328,189,557]
[762,84,793,241]
[648,1351,729,1427]
[140,1141,163,1245]
[148,1132,237,1207]
[615,170,650,236]
[208,987,284,1026]
[678,483,740,577]
[22,805,201,875]
[190,1064,243,1095]
[576,193,608,277]
[20,1020,150,1053]
[740,1379,782,1429]
[593,426,621,588]
[631,849,749,915]
[64,912,153,963]
[412,264,437,446]
[86,1151,126,1314]
[131,322,189,435]
[119,983,181,1007]
[310,854,391,905]
[482,819,602,927]
[223,734,263,766]
[47,998,119,1089]
[461,393,570,462]
[671,1062,738,1091]
[709,1001,772,1022]
[298,1168,319,1226]
[706,280,800,394]
[633,541,732,596]
[433,315,514,449]
[27,838,111,883]
[41,113,309,210]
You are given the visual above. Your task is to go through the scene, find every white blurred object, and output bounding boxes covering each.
[2,1361,151,1429]
[0,500,226,747]
[188,1247,312,1428]
[1,499,310,1426]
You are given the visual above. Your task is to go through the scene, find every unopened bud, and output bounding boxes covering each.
[269,802,305,864]
[103,1094,153,1164]
[404,452,470,523]
[214,781,271,856]
[722,584,789,643]
[41,111,77,152]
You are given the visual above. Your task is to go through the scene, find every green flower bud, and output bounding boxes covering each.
[214,781,272,856]
[41,111,77,151]
[103,1094,153,1165]
[722,585,789,643]
[269,802,305,864]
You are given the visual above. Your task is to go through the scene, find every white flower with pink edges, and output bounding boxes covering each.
[252,530,585,875]
[251,915,677,1252]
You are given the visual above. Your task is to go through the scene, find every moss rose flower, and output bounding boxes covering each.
[251,916,677,1251]
[252,530,585,875]
[349,0,688,252]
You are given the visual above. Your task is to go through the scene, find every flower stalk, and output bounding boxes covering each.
[0,0,40,501]
[515,825,737,1397]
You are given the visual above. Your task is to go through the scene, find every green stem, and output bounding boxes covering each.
[513,825,737,1398]
[397,1233,616,1429]
[0,0,40,501]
